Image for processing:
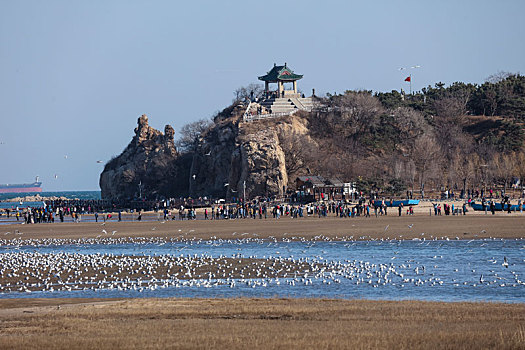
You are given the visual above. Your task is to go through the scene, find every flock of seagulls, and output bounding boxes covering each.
[0,235,523,297]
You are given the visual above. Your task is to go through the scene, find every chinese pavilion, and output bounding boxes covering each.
[258,63,303,98]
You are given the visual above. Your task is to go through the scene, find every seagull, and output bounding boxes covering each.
[64,155,68,159]
[480,274,485,284]
[192,174,196,180]
[398,67,406,71]
[204,151,211,156]
[102,229,107,235]
[411,65,421,68]
[503,257,509,268]
[408,224,414,229]
[96,160,103,163]
[224,183,229,187]
[54,174,58,179]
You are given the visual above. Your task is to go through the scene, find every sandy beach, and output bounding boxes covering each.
[2,213,525,241]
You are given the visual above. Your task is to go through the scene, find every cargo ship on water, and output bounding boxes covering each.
[0,177,42,194]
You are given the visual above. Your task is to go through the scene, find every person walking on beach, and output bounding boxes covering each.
[398,204,403,216]
[95,212,99,222]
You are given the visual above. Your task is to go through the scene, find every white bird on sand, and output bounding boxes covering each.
[102,229,107,235]
[408,224,414,229]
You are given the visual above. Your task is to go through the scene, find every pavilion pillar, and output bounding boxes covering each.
[293,81,297,93]
[265,81,269,92]
[278,81,283,96]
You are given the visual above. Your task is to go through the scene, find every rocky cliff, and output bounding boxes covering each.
[100,107,314,200]
[190,113,313,199]
[99,114,180,200]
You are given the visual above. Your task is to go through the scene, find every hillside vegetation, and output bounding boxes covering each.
[293,73,525,195]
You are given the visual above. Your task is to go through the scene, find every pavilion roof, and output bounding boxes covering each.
[258,64,303,82]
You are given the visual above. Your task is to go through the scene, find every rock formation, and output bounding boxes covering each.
[189,111,312,199]
[100,108,314,200]
[99,115,179,200]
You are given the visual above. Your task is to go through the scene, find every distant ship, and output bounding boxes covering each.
[0,177,42,194]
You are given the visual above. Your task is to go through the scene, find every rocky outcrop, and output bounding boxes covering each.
[99,115,179,200]
[99,108,313,200]
[189,113,312,199]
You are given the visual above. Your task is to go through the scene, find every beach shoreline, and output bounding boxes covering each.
[1,214,524,241]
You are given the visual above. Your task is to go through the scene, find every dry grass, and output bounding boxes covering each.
[0,298,524,349]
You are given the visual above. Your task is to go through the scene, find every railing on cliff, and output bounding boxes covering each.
[242,100,253,120]
[243,110,297,122]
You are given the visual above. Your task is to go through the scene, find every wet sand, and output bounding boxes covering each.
[2,214,524,241]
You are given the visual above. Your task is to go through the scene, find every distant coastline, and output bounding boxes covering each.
[0,191,100,209]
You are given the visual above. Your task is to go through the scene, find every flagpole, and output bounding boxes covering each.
[410,74,412,95]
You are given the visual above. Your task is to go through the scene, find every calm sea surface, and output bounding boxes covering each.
[0,191,101,209]
[1,239,523,303]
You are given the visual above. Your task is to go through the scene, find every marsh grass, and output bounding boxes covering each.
[1,298,524,349]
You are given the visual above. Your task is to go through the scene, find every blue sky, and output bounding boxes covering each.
[1,0,524,191]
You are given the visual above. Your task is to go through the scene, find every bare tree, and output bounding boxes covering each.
[514,152,525,195]
[410,134,441,195]
[233,83,265,103]
[390,107,429,151]
[176,119,213,153]
[486,71,513,84]
[490,153,516,195]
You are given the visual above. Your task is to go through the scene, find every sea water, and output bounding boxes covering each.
[0,191,101,210]
[1,239,523,302]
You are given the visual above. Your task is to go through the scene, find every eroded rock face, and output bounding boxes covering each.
[100,109,312,200]
[189,114,310,199]
[99,115,178,200]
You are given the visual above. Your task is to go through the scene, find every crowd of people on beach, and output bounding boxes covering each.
[1,188,525,224]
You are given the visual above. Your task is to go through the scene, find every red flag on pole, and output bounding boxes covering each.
[404,76,411,82]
